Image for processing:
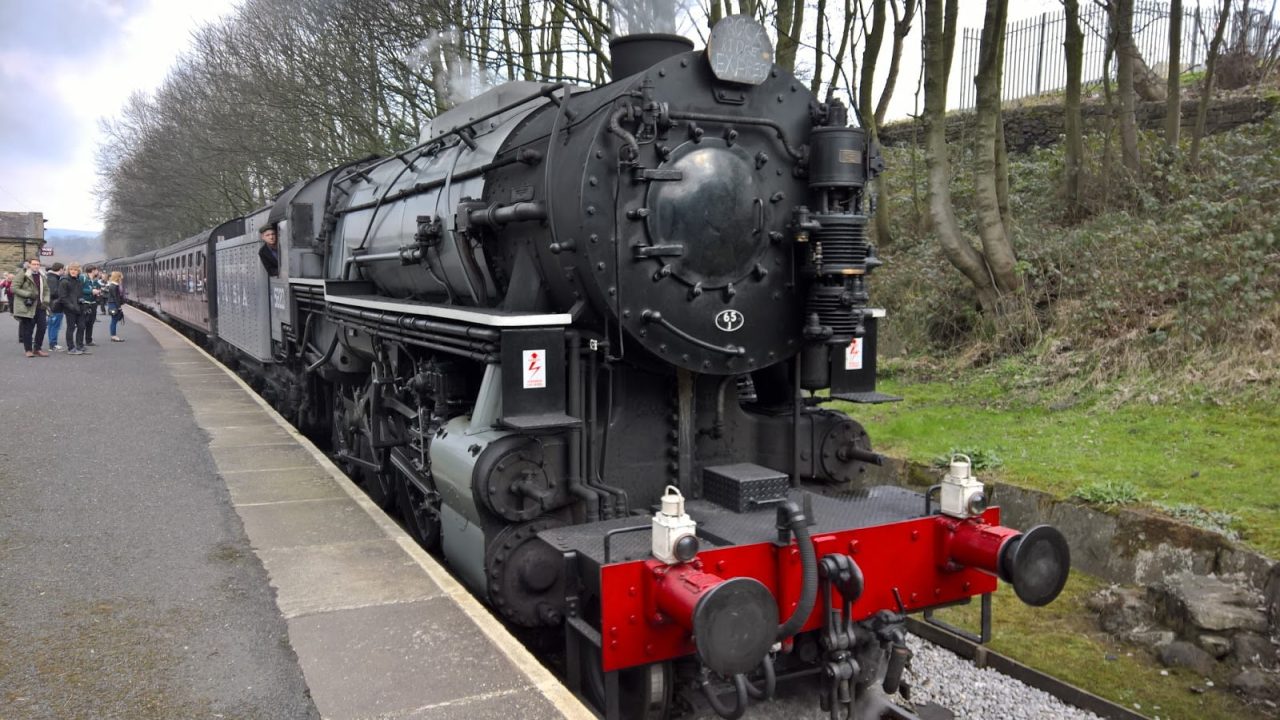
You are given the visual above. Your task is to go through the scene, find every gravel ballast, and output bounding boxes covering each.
[903,635,1106,720]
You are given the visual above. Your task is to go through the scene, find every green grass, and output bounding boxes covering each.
[1072,479,1143,505]
[829,374,1280,558]
[930,572,1261,719]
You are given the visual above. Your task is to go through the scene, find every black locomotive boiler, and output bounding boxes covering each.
[109,16,1070,719]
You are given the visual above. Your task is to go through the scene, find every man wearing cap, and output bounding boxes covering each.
[258,225,280,277]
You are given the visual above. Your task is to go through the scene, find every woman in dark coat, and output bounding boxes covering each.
[105,271,126,342]
[58,262,89,355]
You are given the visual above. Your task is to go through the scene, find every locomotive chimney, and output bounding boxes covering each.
[608,33,694,79]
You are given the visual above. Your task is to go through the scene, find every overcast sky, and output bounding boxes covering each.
[0,0,239,231]
[0,0,1063,233]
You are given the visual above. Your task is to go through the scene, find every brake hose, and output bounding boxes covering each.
[775,500,818,641]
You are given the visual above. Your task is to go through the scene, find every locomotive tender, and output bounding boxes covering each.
[110,16,1070,719]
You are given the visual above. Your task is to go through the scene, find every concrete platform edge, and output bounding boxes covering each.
[143,316,595,720]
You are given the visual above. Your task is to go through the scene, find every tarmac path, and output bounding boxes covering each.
[0,311,319,720]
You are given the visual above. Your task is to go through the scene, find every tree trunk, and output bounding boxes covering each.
[923,0,998,310]
[519,0,535,81]
[995,108,1011,230]
[1114,0,1140,175]
[1166,0,1182,148]
[1190,0,1231,166]
[993,11,1011,231]
[811,0,826,95]
[972,0,1019,294]
[828,0,856,96]
[501,6,517,80]
[1100,32,1116,182]
[861,0,887,123]
[775,0,799,71]
[1063,0,1084,215]
[876,0,919,127]
[788,0,806,75]
[862,0,889,245]
[540,1,552,78]
[550,0,566,80]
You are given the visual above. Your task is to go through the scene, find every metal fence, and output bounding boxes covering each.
[957,2,1277,109]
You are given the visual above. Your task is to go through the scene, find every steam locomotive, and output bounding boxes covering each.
[108,16,1070,719]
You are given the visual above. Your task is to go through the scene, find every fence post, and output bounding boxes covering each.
[1035,12,1048,95]
[962,29,974,109]
[1191,5,1202,68]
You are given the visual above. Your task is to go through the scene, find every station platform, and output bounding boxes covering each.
[0,309,593,720]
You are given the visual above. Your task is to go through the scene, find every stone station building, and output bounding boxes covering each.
[0,211,46,269]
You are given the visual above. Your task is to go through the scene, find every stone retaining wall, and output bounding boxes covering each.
[866,458,1279,632]
[866,457,1280,701]
[878,95,1280,154]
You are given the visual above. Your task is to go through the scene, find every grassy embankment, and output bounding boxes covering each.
[835,372,1279,557]
[828,375,1275,717]
[861,99,1280,554]
[835,99,1280,718]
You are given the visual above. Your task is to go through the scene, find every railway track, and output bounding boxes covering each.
[901,617,1149,720]
[669,614,1148,720]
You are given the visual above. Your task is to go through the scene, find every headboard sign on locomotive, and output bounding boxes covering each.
[108,16,1069,720]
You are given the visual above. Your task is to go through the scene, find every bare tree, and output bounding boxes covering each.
[874,0,919,127]
[1113,0,1141,175]
[1191,0,1233,166]
[775,0,807,71]
[826,0,859,96]
[97,0,620,254]
[972,0,1019,294]
[811,0,827,94]
[923,0,1003,311]
[1062,0,1084,214]
[1166,0,1183,148]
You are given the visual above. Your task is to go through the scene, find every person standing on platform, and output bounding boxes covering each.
[259,225,280,277]
[15,262,27,341]
[45,262,66,350]
[82,265,104,347]
[13,257,51,358]
[105,271,126,342]
[58,262,90,356]
[0,271,12,313]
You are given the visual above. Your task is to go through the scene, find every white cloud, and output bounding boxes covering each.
[0,0,239,231]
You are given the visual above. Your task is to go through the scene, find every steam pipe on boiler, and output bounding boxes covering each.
[567,331,601,522]
[586,345,628,517]
[464,201,547,228]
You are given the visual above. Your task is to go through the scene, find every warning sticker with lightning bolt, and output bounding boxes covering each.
[844,338,864,370]
[522,349,546,389]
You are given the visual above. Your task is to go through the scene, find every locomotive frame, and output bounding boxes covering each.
[108,17,1070,720]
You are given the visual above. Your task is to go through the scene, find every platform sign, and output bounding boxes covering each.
[39,247,53,256]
